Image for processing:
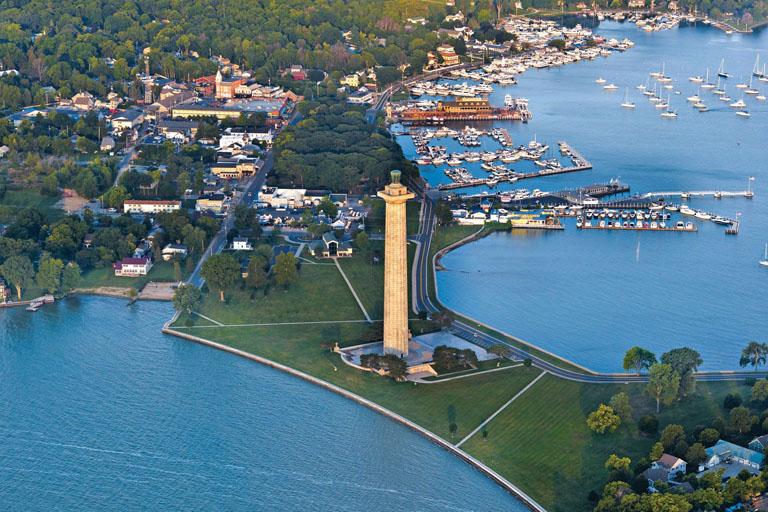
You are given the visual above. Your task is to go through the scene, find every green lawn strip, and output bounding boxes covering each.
[423,358,516,381]
[337,253,384,319]
[184,323,542,439]
[189,263,365,326]
[460,375,745,512]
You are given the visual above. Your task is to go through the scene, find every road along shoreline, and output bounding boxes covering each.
[161,324,547,512]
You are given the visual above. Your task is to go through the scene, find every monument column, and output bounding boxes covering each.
[377,170,415,357]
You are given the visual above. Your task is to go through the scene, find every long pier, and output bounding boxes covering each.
[578,224,698,232]
[642,190,754,199]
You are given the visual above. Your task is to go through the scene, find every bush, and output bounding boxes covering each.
[724,393,743,410]
[745,377,757,387]
[638,414,659,436]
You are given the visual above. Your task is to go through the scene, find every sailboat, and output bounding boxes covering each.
[660,95,678,118]
[621,88,636,108]
[753,54,764,78]
[717,58,731,79]
[760,244,768,267]
[712,77,725,95]
[687,87,702,103]
[744,76,760,95]
[701,68,715,89]
[689,73,704,83]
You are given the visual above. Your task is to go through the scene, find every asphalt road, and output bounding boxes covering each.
[187,151,273,288]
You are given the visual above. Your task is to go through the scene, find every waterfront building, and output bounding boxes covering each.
[113,257,152,277]
[123,199,181,214]
[377,170,415,357]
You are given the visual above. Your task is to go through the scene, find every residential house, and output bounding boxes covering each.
[100,136,115,152]
[161,243,188,261]
[231,237,253,251]
[157,119,199,141]
[307,232,353,259]
[113,257,153,277]
[71,91,96,111]
[749,435,768,453]
[289,65,306,81]
[340,73,363,88]
[652,454,687,480]
[437,45,461,66]
[123,200,181,214]
[111,109,144,132]
[702,440,764,472]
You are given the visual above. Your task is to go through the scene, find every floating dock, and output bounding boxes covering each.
[642,190,754,199]
[578,224,697,232]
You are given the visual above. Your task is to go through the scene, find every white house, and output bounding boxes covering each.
[111,109,144,132]
[161,243,188,261]
[113,257,152,277]
[231,237,253,251]
[123,200,181,215]
[652,454,687,480]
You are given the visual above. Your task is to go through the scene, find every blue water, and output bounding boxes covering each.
[0,297,524,511]
[419,22,768,372]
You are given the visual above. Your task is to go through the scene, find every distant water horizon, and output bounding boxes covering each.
[407,21,768,372]
[0,297,525,511]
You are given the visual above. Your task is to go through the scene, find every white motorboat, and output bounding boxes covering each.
[736,110,751,118]
[730,98,747,108]
[595,77,607,84]
[603,83,619,91]
[760,244,768,267]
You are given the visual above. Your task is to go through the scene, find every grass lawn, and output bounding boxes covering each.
[0,189,63,223]
[460,375,745,512]
[191,263,365,326]
[176,322,542,439]
[79,260,181,290]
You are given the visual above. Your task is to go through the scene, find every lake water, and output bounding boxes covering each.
[0,297,524,511]
[404,21,768,371]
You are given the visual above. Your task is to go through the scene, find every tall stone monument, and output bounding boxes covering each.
[377,170,415,357]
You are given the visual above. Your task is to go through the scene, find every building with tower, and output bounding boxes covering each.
[377,170,415,357]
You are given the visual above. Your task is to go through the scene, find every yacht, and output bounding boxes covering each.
[736,110,751,118]
[717,58,731,79]
[686,91,701,102]
[757,95,767,101]
[694,211,712,220]
[689,74,704,83]
[744,77,760,95]
[680,206,696,216]
[660,109,678,119]
[712,216,731,225]
[595,77,607,84]
[621,88,635,108]
[719,95,732,102]
[730,98,747,108]
[760,244,768,268]
[736,81,748,89]
[603,83,619,91]
[693,101,707,109]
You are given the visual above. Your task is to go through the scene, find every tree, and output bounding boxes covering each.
[604,454,631,472]
[36,254,65,295]
[234,204,257,232]
[245,256,268,290]
[173,260,182,282]
[623,346,656,375]
[686,442,707,467]
[660,424,686,450]
[435,200,454,225]
[729,406,754,434]
[689,487,723,511]
[609,392,632,422]
[354,231,369,253]
[200,254,240,301]
[318,197,338,218]
[587,404,621,434]
[699,428,720,446]
[0,255,34,300]
[740,341,768,372]
[650,441,664,460]
[661,347,703,397]
[488,344,511,360]
[638,415,659,436]
[173,284,202,314]
[752,379,768,402]
[61,263,81,292]
[646,363,680,413]
[273,252,299,289]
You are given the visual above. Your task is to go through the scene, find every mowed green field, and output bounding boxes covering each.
[0,189,62,222]
[180,322,542,440]
[461,375,746,512]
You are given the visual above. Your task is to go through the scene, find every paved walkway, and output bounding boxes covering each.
[409,363,523,384]
[174,319,380,329]
[333,258,372,323]
[192,311,223,326]
[455,371,547,448]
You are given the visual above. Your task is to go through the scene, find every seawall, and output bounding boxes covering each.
[161,324,547,512]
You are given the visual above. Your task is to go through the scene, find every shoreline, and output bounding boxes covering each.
[161,322,547,512]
